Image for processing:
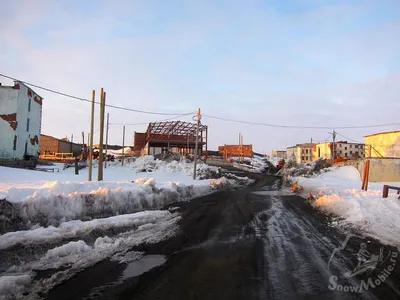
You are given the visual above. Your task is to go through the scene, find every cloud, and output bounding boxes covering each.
[1,0,399,151]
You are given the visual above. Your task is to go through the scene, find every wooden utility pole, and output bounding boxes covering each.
[193,108,201,179]
[105,113,109,169]
[121,125,126,166]
[81,131,85,160]
[88,90,95,181]
[332,130,336,160]
[98,89,106,181]
[70,134,73,154]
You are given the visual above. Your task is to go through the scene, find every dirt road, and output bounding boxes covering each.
[47,176,400,300]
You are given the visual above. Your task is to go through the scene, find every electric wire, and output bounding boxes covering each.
[203,114,400,129]
[0,73,193,116]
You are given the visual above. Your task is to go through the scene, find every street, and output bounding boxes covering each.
[46,175,400,300]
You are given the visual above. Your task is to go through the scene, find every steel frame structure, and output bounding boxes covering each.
[134,121,208,156]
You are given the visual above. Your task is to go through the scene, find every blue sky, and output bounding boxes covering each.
[1,0,400,153]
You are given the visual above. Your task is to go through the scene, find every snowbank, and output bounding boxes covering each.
[1,210,180,300]
[0,210,172,250]
[292,166,400,247]
[0,157,253,228]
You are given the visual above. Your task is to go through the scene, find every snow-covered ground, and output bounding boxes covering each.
[0,155,254,300]
[0,156,252,227]
[292,166,400,247]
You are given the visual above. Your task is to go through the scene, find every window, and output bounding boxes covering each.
[345,147,347,150]
[350,151,353,154]
[28,98,31,112]
[26,118,30,132]
[306,149,308,154]
[301,156,305,161]
[340,150,342,154]
[350,144,352,148]
[355,145,358,148]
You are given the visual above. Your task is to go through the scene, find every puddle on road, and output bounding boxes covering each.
[121,255,166,280]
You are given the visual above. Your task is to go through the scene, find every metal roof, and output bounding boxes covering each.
[147,121,207,136]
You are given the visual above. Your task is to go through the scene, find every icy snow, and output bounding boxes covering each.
[44,240,92,259]
[1,210,180,300]
[0,210,173,250]
[0,275,32,300]
[292,166,400,247]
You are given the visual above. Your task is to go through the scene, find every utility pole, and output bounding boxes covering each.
[81,131,85,160]
[193,108,201,180]
[329,130,337,160]
[121,125,125,166]
[98,89,106,181]
[88,90,95,181]
[70,134,73,154]
[105,113,109,168]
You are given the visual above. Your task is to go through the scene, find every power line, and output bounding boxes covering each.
[335,132,363,144]
[203,114,400,129]
[109,112,195,126]
[0,73,193,116]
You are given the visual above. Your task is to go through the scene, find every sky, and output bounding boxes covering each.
[1,0,400,153]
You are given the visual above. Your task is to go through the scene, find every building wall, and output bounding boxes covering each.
[299,146,313,162]
[0,83,42,158]
[59,140,82,156]
[315,142,332,159]
[0,87,18,158]
[16,83,42,158]
[272,150,287,159]
[287,147,300,163]
[40,135,60,154]
[40,134,82,156]
[364,131,400,158]
[336,158,400,182]
[314,142,364,159]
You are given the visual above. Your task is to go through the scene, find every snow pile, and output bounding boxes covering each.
[292,166,400,247]
[129,155,221,179]
[1,210,179,300]
[0,158,253,229]
[2,175,241,228]
[279,158,331,178]
[0,275,32,299]
[0,210,176,250]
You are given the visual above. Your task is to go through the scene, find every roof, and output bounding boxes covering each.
[147,121,207,136]
[364,130,400,138]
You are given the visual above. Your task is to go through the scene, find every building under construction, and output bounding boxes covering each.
[133,121,208,156]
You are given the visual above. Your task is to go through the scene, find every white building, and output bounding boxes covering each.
[286,143,315,163]
[314,141,365,159]
[0,81,43,158]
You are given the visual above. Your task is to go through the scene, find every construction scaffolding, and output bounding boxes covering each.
[133,121,208,156]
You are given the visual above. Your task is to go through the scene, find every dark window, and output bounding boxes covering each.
[301,156,304,160]
[340,150,342,154]
[26,118,30,132]
[28,98,31,112]
[355,145,358,148]
[350,151,353,154]
[345,147,347,150]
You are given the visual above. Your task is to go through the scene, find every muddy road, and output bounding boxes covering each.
[47,175,400,300]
